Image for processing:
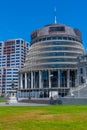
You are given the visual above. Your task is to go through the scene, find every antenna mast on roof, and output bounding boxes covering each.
[54,7,57,24]
[54,0,57,24]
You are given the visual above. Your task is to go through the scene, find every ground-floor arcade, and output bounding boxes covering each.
[19,69,77,98]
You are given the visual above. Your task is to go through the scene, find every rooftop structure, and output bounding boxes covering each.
[19,23,84,98]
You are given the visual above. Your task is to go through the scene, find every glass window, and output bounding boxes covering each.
[58,37,62,40]
[7,72,11,74]
[43,38,46,41]
[32,58,76,64]
[86,67,87,76]
[68,37,72,40]
[35,46,82,52]
[80,68,83,74]
[33,64,76,69]
[60,70,67,88]
[63,37,67,40]
[16,40,20,44]
[47,37,51,40]
[49,26,65,32]
[50,71,58,87]
[31,35,81,46]
[0,43,2,46]
[33,72,39,88]
[41,71,49,88]
[52,37,57,40]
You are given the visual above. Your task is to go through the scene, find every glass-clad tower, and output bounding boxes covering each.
[0,39,29,94]
[19,23,84,98]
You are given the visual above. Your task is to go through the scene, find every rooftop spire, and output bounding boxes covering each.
[54,7,57,24]
[54,0,57,24]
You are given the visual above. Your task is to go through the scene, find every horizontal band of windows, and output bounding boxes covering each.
[27,62,77,69]
[28,52,80,59]
[30,44,83,52]
[27,58,76,64]
[26,64,77,70]
[27,50,83,58]
[29,47,83,53]
[31,41,83,49]
[29,43,84,52]
[26,56,76,63]
[31,36,81,45]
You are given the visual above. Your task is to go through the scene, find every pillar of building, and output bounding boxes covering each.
[75,70,77,87]
[25,73,27,89]
[77,68,80,86]
[67,70,70,88]
[77,68,80,97]
[31,72,33,89]
[18,73,20,89]
[20,73,23,89]
[49,70,51,88]
[39,71,42,88]
[83,66,86,84]
[58,70,60,88]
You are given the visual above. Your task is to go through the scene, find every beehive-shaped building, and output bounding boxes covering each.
[19,23,84,98]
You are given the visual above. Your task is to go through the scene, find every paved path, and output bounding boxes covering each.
[0,102,48,106]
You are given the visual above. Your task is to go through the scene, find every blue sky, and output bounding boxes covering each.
[0,0,87,49]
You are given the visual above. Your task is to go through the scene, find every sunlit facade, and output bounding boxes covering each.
[77,54,87,86]
[19,23,84,98]
[0,39,29,94]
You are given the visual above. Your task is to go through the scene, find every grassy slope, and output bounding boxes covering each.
[0,105,87,130]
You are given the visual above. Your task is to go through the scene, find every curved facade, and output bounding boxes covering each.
[19,23,84,98]
[77,54,87,86]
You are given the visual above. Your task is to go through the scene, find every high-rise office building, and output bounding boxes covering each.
[0,39,29,94]
[19,23,84,98]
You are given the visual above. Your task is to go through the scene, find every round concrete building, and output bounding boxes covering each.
[19,23,84,98]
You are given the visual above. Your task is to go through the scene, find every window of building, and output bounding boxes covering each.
[47,37,51,40]
[0,43,2,46]
[52,37,57,40]
[80,68,83,74]
[58,37,62,40]
[43,38,46,41]
[68,37,72,40]
[16,40,20,44]
[86,67,87,76]
[49,26,65,32]
[63,37,67,40]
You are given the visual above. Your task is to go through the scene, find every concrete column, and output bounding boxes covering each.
[85,67,87,85]
[58,70,60,88]
[25,73,27,89]
[77,70,79,86]
[49,70,51,88]
[77,68,80,87]
[18,73,20,89]
[77,68,80,97]
[39,71,42,88]
[20,73,23,89]
[67,70,70,88]
[84,66,86,85]
[31,72,33,89]
[75,70,77,87]
[86,67,87,79]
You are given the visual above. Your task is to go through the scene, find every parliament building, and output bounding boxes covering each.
[19,23,84,98]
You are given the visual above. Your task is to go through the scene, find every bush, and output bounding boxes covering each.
[0,94,4,98]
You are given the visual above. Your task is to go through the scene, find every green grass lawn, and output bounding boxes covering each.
[0,99,6,102]
[0,105,87,130]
